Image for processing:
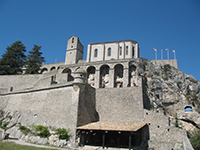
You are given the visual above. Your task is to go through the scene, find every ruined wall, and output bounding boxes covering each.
[96,86,144,122]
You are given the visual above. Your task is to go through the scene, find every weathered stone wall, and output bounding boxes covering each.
[96,86,144,122]
[151,59,178,69]
[0,85,79,142]
[77,85,99,127]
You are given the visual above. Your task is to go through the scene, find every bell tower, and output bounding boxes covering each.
[65,36,84,64]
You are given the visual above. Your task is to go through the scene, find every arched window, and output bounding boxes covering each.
[108,48,111,56]
[119,46,122,55]
[94,49,98,57]
[126,46,128,55]
[72,37,74,43]
[132,47,135,58]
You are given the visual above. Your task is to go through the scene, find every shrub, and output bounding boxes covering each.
[35,125,50,138]
[190,130,200,150]
[163,64,171,72]
[162,76,168,81]
[19,125,31,135]
[55,128,70,140]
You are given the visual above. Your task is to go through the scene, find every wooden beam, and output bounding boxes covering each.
[129,133,131,150]
[102,132,105,149]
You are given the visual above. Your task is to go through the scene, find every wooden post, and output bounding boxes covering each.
[102,132,105,149]
[129,133,131,150]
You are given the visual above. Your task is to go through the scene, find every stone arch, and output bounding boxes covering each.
[62,68,71,74]
[114,64,123,88]
[100,64,110,88]
[41,68,48,74]
[129,61,137,87]
[184,106,193,112]
[75,67,80,71]
[50,66,56,71]
[87,66,96,87]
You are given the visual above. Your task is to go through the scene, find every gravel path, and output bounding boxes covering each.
[3,139,72,150]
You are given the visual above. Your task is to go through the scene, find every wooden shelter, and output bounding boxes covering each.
[76,122,147,150]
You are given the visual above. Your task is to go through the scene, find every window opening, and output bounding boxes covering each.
[72,37,74,43]
[126,46,128,55]
[94,49,98,57]
[119,46,122,55]
[132,47,135,58]
[108,48,111,56]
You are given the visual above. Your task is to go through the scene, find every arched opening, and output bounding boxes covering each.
[114,64,123,88]
[129,62,137,87]
[94,49,98,57]
[57,66,60,70]
[100,65,110,88]
[50,66,56,71]
[41,68,48,74]
[62,68,72,74]
[87,66,96,87]
[185,106,193,112]
[107,48,111,56]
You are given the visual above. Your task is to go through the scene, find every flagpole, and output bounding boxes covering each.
[168,48,169,59]
[156,50,157,60]
[161,49,163,60]
[174,51,176,59]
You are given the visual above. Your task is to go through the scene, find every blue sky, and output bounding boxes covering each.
[0,0,200,80]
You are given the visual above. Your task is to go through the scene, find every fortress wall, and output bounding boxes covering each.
[96,86,144,122]
[77,85,99,127]
[0,86,79,141]
[151,59,178,68]
[144,110,183,148]
[0,75,49,92]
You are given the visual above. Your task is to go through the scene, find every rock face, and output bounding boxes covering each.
[142,61,200,131]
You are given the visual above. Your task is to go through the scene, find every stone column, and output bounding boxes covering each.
[109,68,114,88]
[123,67,129,87]
[95,69,100,88]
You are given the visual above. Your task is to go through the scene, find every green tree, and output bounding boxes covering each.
[25,45,45,74]
[0,41,26,75]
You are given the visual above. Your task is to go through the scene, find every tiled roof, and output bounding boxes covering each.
[76,122,147,132]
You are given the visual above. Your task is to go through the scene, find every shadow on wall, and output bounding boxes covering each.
[142,77,151,110]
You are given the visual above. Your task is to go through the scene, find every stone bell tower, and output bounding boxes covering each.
[65,36,84,64]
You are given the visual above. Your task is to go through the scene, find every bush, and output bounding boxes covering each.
[35,125,50,138]
[19,125,31,135]
[190,130,200,150]
[163,64,171,72]
[55,128,70,140]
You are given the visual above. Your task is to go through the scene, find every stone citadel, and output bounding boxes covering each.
[0,36,197,150]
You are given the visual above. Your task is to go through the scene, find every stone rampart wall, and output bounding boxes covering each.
[151,59,178,68]
[96,86,144,122]
[0,85,79,141]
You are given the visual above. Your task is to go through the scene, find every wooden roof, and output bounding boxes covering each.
[76,122,147,132]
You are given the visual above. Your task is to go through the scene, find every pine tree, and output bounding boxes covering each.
[25,45,45,74]
[0,41,26,75]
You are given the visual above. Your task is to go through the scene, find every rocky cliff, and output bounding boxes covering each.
[141,60,200,132]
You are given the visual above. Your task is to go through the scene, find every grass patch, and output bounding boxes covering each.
[0,140,57,150]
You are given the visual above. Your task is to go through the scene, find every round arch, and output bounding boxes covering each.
[184,106,193,112]
[50,66,56,71]
[100,64,110,88]
[40,68,48,74]
[62,68,72,74]
[87,66,96,87]
[129,61,137,87]
[114,64,124,88]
